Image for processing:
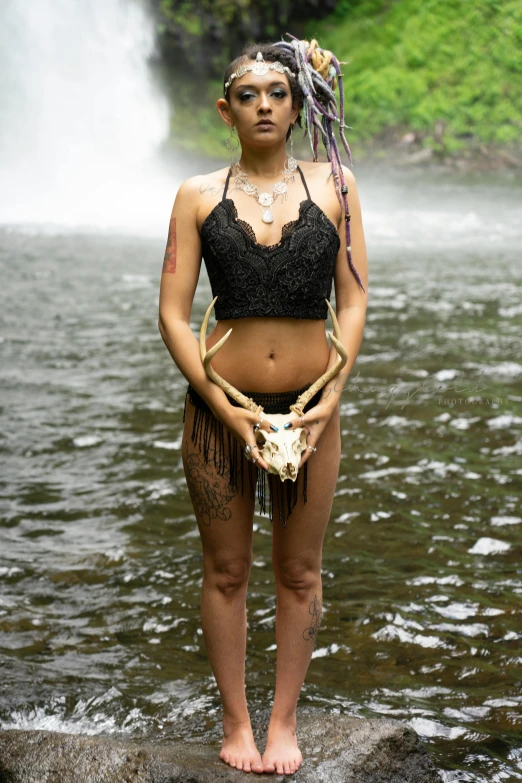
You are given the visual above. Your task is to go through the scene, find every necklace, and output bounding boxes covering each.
[230,155,298,224]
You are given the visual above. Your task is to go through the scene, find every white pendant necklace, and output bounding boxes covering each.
[230,156,298,223]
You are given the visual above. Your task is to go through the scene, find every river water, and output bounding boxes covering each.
[1,167,521,781]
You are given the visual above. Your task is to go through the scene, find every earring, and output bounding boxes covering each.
[286,123,296,167]
[225,125,240,165]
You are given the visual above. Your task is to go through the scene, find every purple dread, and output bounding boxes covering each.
[273,34,366,294]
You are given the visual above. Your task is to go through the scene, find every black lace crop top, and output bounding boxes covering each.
[199,164,340,320]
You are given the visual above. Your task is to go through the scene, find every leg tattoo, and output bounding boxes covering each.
[302,594,323,645]
[183,441,239,527]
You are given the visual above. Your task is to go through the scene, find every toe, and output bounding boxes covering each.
[283,761,290,774]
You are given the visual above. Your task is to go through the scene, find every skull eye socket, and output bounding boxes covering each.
[260,442,275,457]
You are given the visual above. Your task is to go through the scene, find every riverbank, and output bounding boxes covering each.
[160,136,522,183]
[353,134,522,174]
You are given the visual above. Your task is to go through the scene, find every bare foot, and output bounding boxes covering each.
[262,719,303,775]
[220,719,264,774]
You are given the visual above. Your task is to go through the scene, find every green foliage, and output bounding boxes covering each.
[156,0,294,76]
[308,0,522,153]
[156,0,522,159]
[159,0,202,36]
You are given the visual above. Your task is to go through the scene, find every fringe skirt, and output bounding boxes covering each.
[182,382,323,527]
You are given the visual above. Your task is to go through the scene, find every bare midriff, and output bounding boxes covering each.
[205,317,331,393]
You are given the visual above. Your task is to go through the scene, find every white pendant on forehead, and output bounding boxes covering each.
[252,50,270,76]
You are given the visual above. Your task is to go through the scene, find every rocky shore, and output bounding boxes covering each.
[354,130,522,174]
[0,709,444,782]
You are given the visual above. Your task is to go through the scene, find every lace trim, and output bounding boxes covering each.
[227,198,309,251]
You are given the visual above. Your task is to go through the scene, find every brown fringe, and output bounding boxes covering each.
[182,383,320,528]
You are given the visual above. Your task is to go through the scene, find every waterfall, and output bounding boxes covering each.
[0,0,175,235]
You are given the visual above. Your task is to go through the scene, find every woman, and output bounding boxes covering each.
[158,35,368,777]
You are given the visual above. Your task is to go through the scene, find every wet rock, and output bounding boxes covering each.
[402,147,434,164]
[0,709,443,782]
[498,150,522,168]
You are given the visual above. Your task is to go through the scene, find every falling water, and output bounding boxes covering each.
[0,0,173,234]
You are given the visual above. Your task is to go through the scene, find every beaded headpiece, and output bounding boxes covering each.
[224,51,295,94]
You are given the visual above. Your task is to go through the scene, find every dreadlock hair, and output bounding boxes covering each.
[222,33,365,294]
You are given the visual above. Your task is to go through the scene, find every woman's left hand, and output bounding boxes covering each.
[283,401,337,470]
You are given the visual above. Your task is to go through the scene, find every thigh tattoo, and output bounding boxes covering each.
[302,594,323,645]
[183,439,239,526]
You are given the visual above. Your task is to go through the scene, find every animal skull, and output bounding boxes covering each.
[199,297,348,482]
[254,413,308,480]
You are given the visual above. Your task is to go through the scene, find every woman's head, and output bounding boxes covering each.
[220,44,303,143]
[220,37,344,150]
[218,43,303,146]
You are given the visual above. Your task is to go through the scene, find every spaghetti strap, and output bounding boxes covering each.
[296,164,311,200]
[222,166,233,200]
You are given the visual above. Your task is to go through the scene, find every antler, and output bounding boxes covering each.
[289,299,348,417]
[199,297,265,415]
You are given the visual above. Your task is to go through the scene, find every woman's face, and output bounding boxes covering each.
[223,61,298,143]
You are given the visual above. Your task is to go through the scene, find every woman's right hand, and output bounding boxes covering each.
[214,404,275,472]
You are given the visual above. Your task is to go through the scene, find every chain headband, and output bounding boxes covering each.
[224,51,296,94]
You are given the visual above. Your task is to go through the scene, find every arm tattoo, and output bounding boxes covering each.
[162,215,177,274]
[302,594,323,645]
